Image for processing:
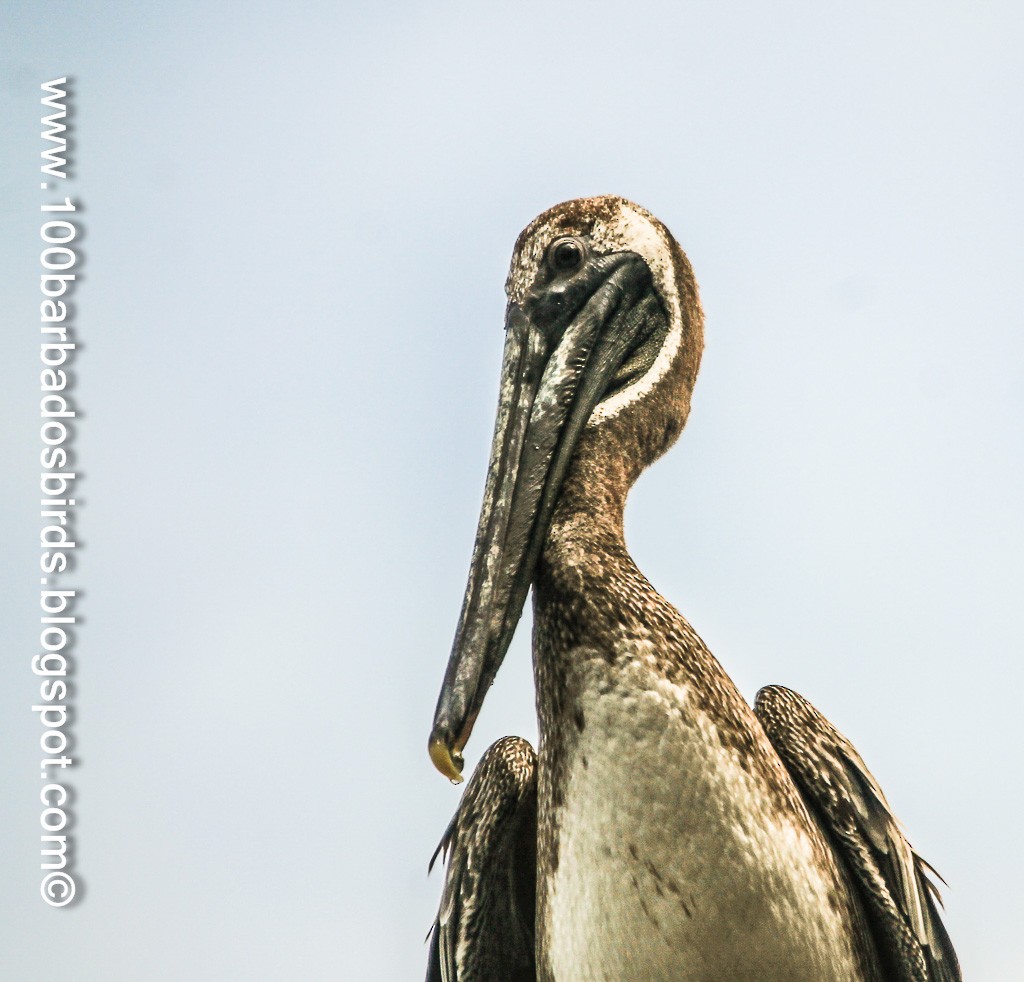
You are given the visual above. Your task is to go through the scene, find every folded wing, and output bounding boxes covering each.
[754,685,961,982]
[426,736,538,982]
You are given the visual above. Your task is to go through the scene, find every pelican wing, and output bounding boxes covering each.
[754,685,961,982]
[426,736,538,982]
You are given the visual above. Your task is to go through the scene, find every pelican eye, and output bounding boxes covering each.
[548,237,586,274]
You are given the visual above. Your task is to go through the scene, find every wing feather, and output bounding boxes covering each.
[425,736,537,982]
[754,685,961,982]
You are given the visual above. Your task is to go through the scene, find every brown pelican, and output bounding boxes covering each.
[425,196,960,982]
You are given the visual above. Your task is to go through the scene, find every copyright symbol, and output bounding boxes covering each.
[40,871,76,907]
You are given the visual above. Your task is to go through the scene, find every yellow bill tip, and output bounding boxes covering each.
[429,737,465,784]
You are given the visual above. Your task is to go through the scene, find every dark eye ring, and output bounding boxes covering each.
[548,237,586,274]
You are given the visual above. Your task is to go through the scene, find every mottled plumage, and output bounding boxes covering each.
[755,686,961,982]
[427,738,537,982]
[426,196,960,981]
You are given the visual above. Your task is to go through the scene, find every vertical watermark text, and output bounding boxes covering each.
[36,76,80,908]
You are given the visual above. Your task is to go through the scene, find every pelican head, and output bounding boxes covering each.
[429,196,704,781]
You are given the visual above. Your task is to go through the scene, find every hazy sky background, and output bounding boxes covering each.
[1,2,1021,978]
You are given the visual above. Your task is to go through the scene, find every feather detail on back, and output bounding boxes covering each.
[426,737,538,982]
[754,685,961,982]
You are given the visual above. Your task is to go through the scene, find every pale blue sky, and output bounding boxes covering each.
[1,2,1021,978]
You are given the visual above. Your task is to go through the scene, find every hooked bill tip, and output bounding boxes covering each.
[428,736,465,784]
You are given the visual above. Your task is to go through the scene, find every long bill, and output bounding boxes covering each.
[429,253,655,781]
